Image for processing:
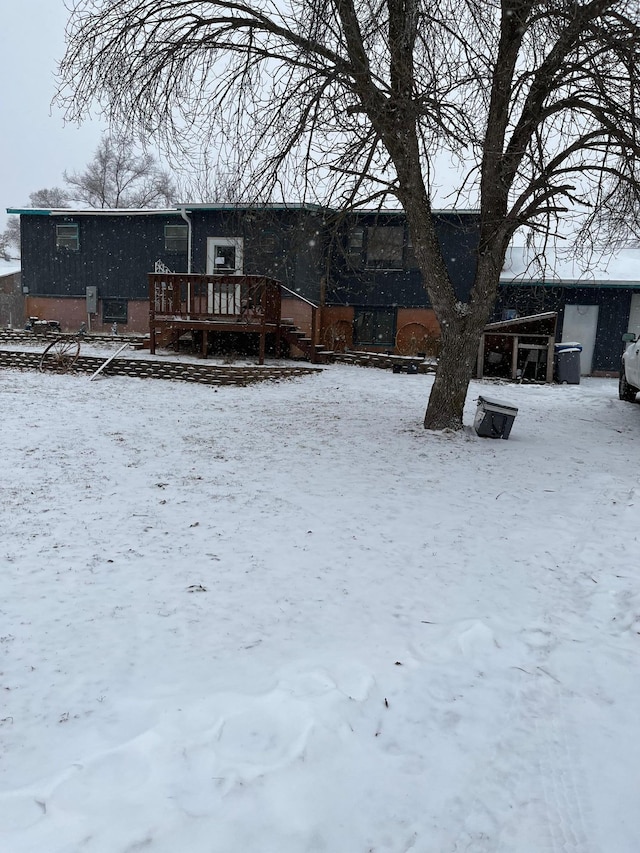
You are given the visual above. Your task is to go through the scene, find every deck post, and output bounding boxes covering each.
[149,275,156,354]
[310,306,318,364]
[202,328,208,359]
[546,335,556,383]
[511,335,519,380]
[259,325,266,365]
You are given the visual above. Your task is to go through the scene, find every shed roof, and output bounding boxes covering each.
[484,312,557,335]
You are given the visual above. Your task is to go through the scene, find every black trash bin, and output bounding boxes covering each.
[555,342,582,384]
[474,396,518,440]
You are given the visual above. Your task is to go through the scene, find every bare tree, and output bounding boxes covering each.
[1,188,70,261]
[29,187,70,209]
[0,217,20,262]
[57,0,640,429]
[64,134,176,208]
[173,151,246,204]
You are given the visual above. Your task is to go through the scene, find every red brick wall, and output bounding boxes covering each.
[24,297,149,334]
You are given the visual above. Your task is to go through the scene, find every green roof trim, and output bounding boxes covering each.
[6,208,53,216]
[7,207,181,217]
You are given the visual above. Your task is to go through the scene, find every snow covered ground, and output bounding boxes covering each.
[1,359,639,852]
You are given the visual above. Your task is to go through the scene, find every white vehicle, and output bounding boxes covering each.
[619,332,640,401]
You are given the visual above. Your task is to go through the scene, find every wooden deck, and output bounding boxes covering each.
[149,273,323,364]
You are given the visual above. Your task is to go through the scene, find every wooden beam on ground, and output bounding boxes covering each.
[89,343,129,381]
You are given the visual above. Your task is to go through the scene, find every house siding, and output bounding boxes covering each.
[20,213,187,301]
[188,208,325,300]
[496,283,638,373]
[327,211,479,307]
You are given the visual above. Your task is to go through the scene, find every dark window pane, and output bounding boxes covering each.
[261,232,279,254]
[164,224,188,252]
[213,244,236,271]
[353,308,395,345]
[56,223,79,251]
[366,226,403,269]
[103,299,128,323]
[346,227,364,267]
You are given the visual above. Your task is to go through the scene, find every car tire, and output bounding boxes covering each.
[619,367,639,402]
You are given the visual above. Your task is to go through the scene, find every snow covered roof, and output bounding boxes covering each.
[0,259,20,277]
[6,203,328,217]
[483,311,557,331]
[6,203,480,218]
[501,244,640,286]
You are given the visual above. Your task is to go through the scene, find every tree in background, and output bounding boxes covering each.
[64,134,176,208]
[56,1,640,429]
[1,189,69,261]
[29,187,70,209]
[0,217,20,262]
[1,137,176,260]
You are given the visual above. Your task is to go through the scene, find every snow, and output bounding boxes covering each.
[1,357,639,852]
[0,260,21,277]
[502,244,640,283]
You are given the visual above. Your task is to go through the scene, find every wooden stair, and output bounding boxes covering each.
[280,319,333,364]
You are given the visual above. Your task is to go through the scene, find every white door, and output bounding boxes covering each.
[206,237,243,314]
[206,237,243,275]
[562,304,599,375]
[628,293,640,339]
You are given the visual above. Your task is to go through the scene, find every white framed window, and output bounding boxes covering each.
[206,237,244,274]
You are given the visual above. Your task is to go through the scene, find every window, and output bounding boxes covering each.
[366,226,404,269]
[353,308,395,346]
[164,224,188,252]
[346,227,364,266]
[212,244,236,270]
[102,299,128,324]
[56,223,79,251]
[206,237,243,274]
[405,233,418,269]
[261,231,279,255]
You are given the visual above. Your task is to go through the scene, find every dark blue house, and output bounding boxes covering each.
[8,202,638,372]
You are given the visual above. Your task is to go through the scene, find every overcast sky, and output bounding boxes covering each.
[1,1,105,228]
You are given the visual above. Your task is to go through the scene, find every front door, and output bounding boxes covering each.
[206,237,243,314]
[562,304,599,375]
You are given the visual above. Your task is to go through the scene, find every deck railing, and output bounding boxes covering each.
[280,284,319,348]
[148,273,282,323]
[148,272,322,361]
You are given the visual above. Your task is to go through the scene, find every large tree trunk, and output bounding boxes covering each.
[423,259,504,431]
[423,313,486,430]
